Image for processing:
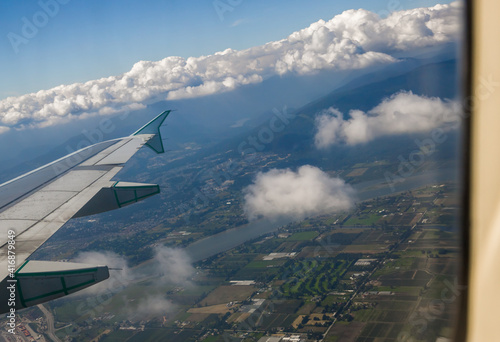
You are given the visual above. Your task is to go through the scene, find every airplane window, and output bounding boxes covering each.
[0,0,467,341]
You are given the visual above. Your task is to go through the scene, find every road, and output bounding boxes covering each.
[37,304,61,342]
[321,224,418,341]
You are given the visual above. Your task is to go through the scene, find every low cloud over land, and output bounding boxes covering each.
[314,91,461,148]
[243,165,355,220]
[74,245,194,319]
[0,2,461,133]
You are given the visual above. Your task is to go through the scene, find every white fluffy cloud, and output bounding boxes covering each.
[314,91,461,148]
[243,165,355,220]
[0,2,461,132]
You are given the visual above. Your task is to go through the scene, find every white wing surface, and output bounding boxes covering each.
[0,110,170,313]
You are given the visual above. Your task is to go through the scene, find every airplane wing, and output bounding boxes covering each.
[0,110,171,314]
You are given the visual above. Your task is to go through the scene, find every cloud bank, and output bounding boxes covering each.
[314,91,461,148]
[243,165,355,220]
[0,2,461,132]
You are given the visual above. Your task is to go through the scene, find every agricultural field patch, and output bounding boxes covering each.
[200,285,256,306]
[346,168,368,177]
[188,303,234,314]
[288,231,320,241]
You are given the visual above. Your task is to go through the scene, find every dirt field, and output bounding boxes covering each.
[292,315,304,329]
[235,313,251,322]
[347,168,368,177]
[342,244,388,253]
[200,285,256,306]
[409,213,423,225]
[292,314,332,329]
[188,303,234,314]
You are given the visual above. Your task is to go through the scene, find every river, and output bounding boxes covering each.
[184,168,459,262]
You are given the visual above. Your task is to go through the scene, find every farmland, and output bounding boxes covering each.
[24,183,460,342]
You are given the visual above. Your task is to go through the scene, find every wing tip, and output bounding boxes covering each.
[132,110,172,154]
[132,110,172,136]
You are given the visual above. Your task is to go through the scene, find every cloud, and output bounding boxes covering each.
[151,245,195,286]
[74,250,133,295]
[314,91,461,148]
[327,2,461,53]
[243,165,355,220]
[128,294,176,319]
[230,18,248,27]
[73,246,194,319]
[0,2,461,133]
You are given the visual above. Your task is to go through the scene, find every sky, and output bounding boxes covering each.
[0,0,461,135]
[0,0,462,227]
[0,0,454,99]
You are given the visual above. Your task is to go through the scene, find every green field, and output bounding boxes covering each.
[288,231,319,241]
[101,330,136,342]
[281,258,353,297]
[128,328,198,342]
[373,286,422,295]
[344,213,381,226]
[246,259,285,268]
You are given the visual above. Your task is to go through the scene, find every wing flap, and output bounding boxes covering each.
[0,261,109,312]
[72,181,160,218]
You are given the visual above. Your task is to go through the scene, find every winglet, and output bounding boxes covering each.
[132,110,171,153]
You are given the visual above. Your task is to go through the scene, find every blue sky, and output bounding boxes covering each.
[0,0,453,99]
